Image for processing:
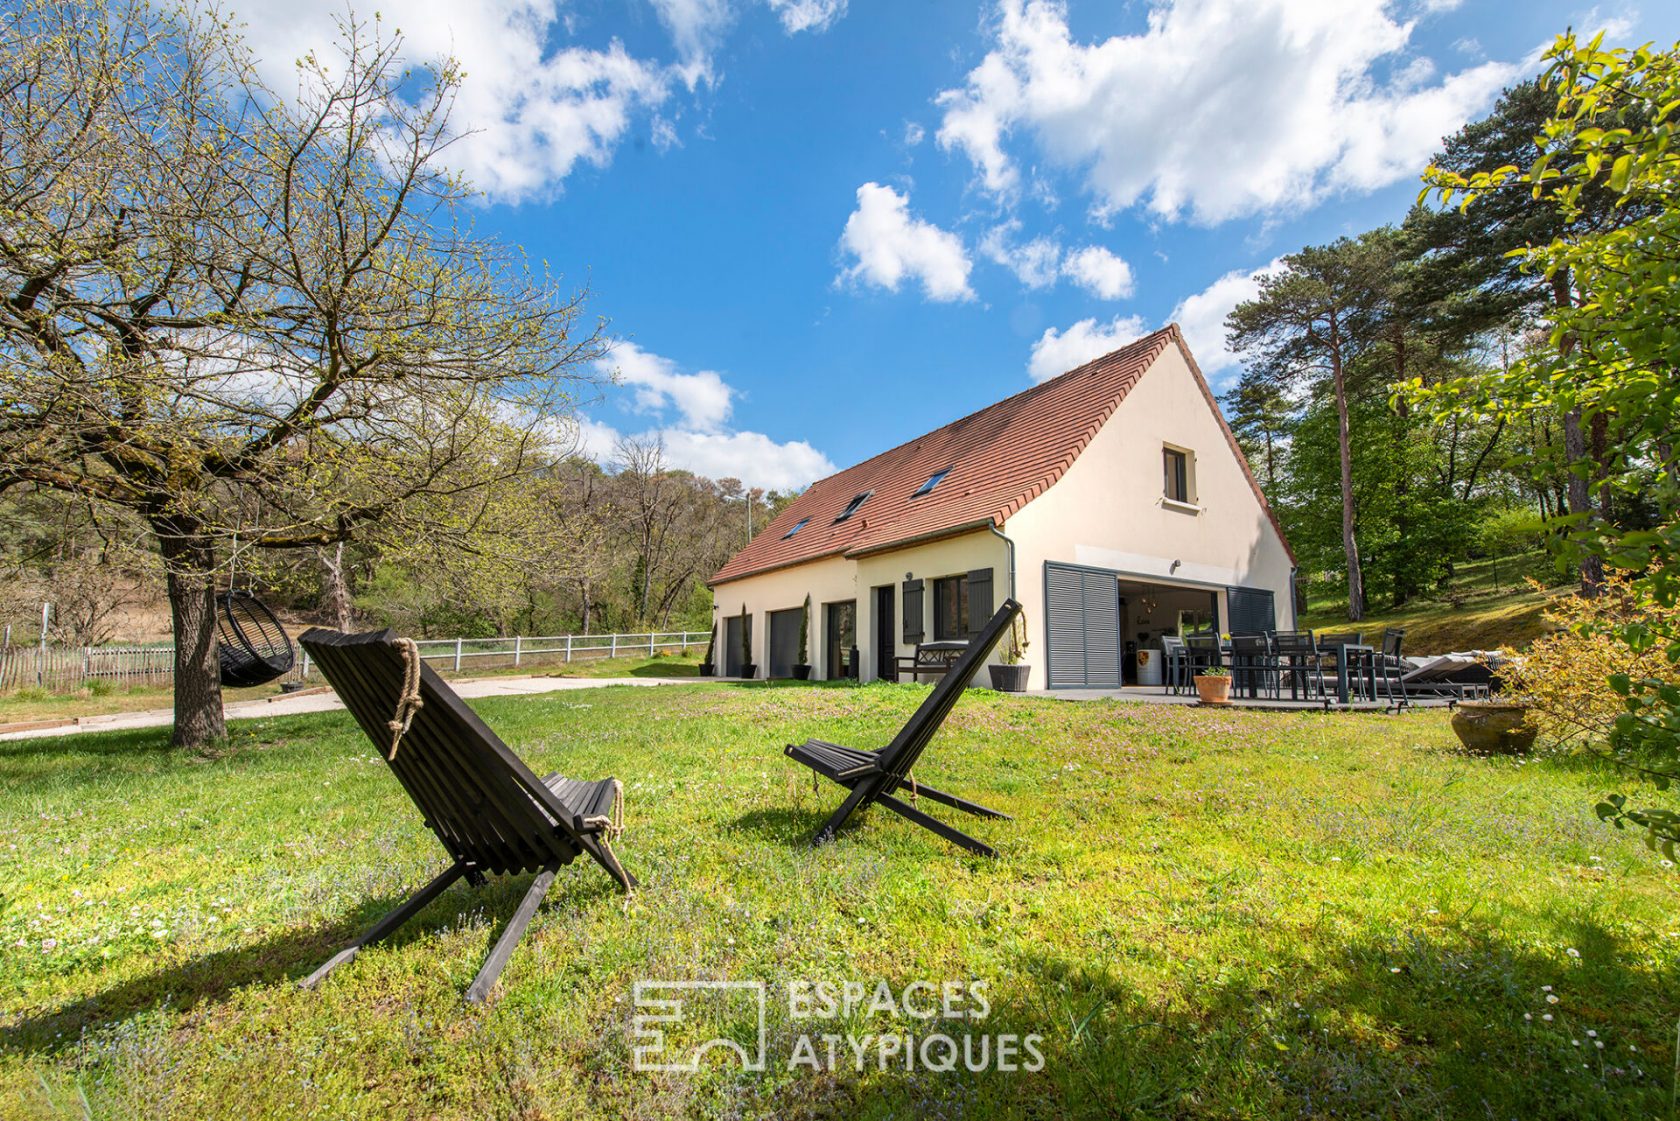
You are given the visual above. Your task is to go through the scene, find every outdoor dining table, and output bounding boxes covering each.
[1331,642,1375,705]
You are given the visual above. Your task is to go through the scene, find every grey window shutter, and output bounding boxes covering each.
[965,568,993,637]
[902,579,924,643]
[1225,586,1275,634]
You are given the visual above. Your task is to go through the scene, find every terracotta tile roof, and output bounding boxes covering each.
[710,324,1293,586]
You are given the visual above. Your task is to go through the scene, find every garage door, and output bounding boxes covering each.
[1045,563,1121,688]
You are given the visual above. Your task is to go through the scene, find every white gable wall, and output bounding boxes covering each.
[1004,341,1295,689]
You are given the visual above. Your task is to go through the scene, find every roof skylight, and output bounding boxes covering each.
[782,517,810,539]
[913,468,951,497]
[833,491,872,523]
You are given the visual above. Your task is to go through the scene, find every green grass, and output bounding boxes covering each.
[1303,552,1567,651]
[3,684,1678,1119]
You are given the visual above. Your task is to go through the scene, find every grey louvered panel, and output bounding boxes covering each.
[1226,586,1276,635]
[1080,570,1121,687]
[1045,563,1086,688]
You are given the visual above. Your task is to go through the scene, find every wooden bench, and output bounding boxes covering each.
[895,640,968,682]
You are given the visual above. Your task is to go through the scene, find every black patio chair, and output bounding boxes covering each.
[1184,629,1223,677]
[1228,633,1278,699]
[1317,631,1368,701]
[784,598,1022,857]
[1160,634,1191,695]
[296,627,635,1003]
[1368,627,1409,709]
[1271,630,1324,702]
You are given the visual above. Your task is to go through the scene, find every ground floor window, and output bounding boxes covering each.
[933,574,968,640]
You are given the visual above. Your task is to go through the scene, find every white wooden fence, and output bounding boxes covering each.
[0,630,711,694]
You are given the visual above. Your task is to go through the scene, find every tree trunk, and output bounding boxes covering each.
[1563,408,1603,594]
[319,542,353,630]
[158,530,226,749]
[1329,322,1365,621]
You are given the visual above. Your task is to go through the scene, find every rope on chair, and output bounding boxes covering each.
[580,778,626,840]
[386,638,424,760]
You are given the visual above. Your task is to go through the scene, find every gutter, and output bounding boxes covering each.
[988,520,1017,601]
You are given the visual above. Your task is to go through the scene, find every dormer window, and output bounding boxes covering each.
[782,517,810,539]
[913,468,950,497]
[834,491,872,523]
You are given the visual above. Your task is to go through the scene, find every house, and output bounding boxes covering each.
[706,324,1296,690]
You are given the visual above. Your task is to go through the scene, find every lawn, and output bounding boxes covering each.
[3,683,1677,1119]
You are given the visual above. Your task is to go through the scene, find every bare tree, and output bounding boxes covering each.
[0,2,602,746]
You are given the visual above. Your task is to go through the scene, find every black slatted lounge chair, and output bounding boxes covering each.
[785,598,1023,858]
[296,627,635,1002]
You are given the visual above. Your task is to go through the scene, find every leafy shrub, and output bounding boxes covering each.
[1500,570,1680,750]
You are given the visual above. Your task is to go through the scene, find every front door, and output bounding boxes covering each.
[874,585,895,681]
[825,600,857,680]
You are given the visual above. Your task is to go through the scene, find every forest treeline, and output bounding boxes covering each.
[0,438,795,644]
[1221,78,1664,621]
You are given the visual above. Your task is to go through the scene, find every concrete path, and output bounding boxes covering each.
[0,674,716,742]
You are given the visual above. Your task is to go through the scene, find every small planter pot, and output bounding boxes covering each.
[792,664,812,680]
[1194,674,1233,705]
[1451,701,1537,755]
[698,662,714,677]
[988,664,1031,693]
[738,663,758,680]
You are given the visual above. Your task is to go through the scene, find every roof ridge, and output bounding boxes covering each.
[786,324,1178,499]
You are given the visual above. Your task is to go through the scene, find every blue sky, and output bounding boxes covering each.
[238,0,1671,489]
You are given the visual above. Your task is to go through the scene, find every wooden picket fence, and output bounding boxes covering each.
[0,630,710,694]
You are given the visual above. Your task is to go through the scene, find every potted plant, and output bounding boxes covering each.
[737,603,757,679]
[1194,665,1232,705]
[1450,698,1537,755]
[988,612,1032,692]
[792,595,812,680]
[698,623,716,677]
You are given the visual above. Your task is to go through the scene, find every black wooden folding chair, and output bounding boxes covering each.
[785,598,1023,857]
[297,627,635,1002]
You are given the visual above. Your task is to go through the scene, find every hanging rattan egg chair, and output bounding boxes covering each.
[216,589,296,687]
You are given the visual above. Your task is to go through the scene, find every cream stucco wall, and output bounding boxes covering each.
[1004,341,1295,689]
[710,530,1007,682]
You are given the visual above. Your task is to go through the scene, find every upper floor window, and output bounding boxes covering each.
[834,491,872,523]
[1163,446,1194,505]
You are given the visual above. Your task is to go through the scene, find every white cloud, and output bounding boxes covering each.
[980,222,1062,288]
[233,0,671,203]
[649,0,848,85]
[936,0,1522,224]
[1027,315,1148,382]
[838,182,975,302]
[647,0,732,87]
[574,343,836,488]
[1166,258,1287,383]
[1062,245,1134,299]
[597,340,733,431]
[654,429,836,489]
[765,0,849,34]
[903,120,927,147]
[981,225,1134,298]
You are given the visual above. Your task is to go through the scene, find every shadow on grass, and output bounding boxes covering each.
[2,869,621,1057]
[980,919,1675,1120]
[728,806,827,846]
